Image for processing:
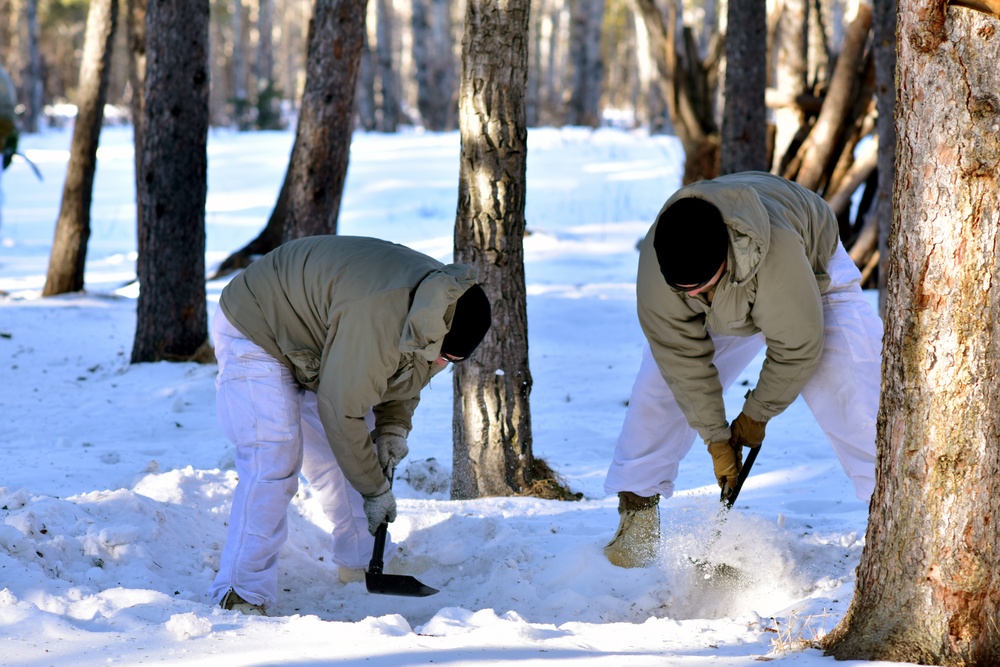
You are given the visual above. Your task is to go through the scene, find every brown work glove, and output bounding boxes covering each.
[730,411,766,448]
[708,439,742,492]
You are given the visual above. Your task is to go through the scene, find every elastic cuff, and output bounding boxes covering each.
[374,423,409,439]
[618,491,660,512]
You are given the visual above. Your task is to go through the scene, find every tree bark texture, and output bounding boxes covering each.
[452,0,534,500]
[413,0,457,131]
[282,0,367,241]
[42,0,118,296]
[721,0,767,174]
[824,4,1000,664]
[375,0,401,131]
[567,0,606,128]
[132,0,210,363]
[873,0,897,315]
[127,0,147,251]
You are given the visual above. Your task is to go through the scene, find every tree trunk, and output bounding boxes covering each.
[566,0,605,128]
[22,0,43,133]
[356,29,377,131]
[823,4,1000,664]
[231,0,250,129]
[283,0,368,241]
[131,0,210,363]
[770,0,808,172]
[872,0,896,315]
[720,0,767,174]
[412,0,457,131]
[126,0,146,251]
[631,0,721,183]
[452,0,534,500]
[42,0,118,296]
[791,3,871,192]
[375,0,400,131]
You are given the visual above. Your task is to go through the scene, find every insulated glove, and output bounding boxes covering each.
[729,411,766,448]
[362,488,397,535]
[708,439,742,492]
[375,429,409,477]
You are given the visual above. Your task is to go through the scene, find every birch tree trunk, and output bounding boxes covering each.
[452,0,534,499]
[42,0,118,296]
[131,0,210,363]
[824,3,1000,663]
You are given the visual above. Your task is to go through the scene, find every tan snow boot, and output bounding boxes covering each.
[220,589,267,616]
[604,492,661,568]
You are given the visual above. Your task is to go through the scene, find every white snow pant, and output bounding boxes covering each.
[209,308,390,607]
[605,244,882,503]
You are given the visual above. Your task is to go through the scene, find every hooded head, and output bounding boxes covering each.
[652,197,729,289]
[441,284,491,361]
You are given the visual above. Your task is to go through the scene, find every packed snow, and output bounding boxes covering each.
[0,125,913,666]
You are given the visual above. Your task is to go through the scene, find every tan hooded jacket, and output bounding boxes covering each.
[219,235,479,496]
[637,171,840,444]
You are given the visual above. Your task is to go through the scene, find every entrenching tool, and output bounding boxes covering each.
[365,472,439,598]
[688,445,761,580]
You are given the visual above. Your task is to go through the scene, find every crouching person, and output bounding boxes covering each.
[210,235,492,614]
[604,172,882,568]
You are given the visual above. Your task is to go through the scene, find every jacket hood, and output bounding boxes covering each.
[399,263,480,362]
[664,179,771,287]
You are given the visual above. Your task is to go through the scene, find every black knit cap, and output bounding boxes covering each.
[441,284,492,361]
[653,198,729,288]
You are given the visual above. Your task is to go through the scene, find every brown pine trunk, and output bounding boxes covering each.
[452,0,533,500]
[282,0,368,241]
[823,4,1000,664]
[720,0,767,174]
[42,0,118,296]
[127,0,146,256]
[131,0,210,363]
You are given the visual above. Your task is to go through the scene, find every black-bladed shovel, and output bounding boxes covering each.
[365,472,439,597]
[688,445,760,579]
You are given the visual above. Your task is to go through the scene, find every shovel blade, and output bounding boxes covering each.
[365,572,439,597]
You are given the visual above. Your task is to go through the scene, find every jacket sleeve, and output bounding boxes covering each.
[636,250,729,443]
[314,297,405,497]
[742,230,825,422]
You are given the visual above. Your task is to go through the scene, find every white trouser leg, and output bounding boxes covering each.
[605,334,765,499]
[299,398,391,570]
[800,244,881,502]
[210,309,304,607]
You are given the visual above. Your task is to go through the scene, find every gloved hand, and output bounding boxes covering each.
[375,430,409,477]
[730,411,766,448]
[362,488,397,535]
[708,439,742,492]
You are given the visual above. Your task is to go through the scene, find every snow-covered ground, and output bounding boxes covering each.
[0,126,909,666]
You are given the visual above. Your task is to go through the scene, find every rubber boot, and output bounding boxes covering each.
[604,492,661,568]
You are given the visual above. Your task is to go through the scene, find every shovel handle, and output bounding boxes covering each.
[369,522,388,576]
[721,444,760,508]
[367,468,394,576]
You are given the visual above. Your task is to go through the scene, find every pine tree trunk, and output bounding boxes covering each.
[132,0,210,363]
[452,0,533,499]
[283,0,368,241]
[42,0,118,296]
[23,0,43,133]
[566,0,605,128]
[720,0,767,174]
[769,0,808,172]
[823,5,1000,664]
[375,0,400,131]
[126,0,146,252]
[872,0,896,315]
